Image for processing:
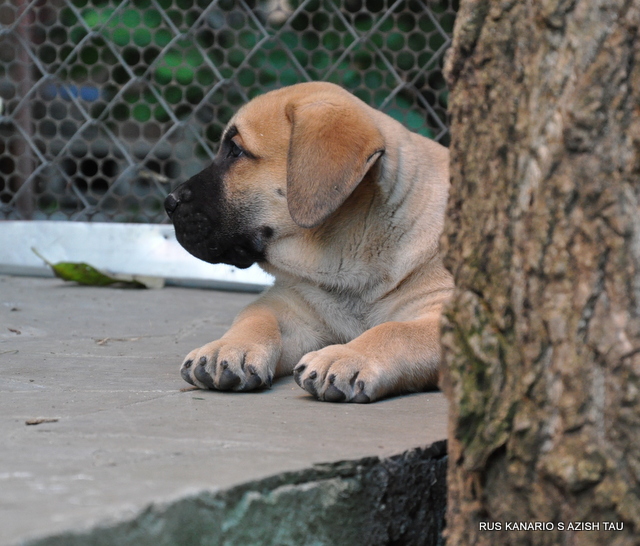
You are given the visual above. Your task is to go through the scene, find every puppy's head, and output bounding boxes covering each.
[165,82,385,268]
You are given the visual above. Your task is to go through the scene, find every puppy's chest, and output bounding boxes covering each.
[299,284,383,341]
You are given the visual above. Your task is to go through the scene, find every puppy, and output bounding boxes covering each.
[165,82,453,403]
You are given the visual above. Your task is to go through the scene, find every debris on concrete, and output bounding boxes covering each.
[24,418,60,426]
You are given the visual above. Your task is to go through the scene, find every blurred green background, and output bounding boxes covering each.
[0,0,457,221]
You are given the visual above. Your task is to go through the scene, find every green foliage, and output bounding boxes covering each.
[51,0,453,136]
[19,1,453,221]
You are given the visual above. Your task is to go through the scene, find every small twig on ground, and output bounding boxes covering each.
[25,418,59,426]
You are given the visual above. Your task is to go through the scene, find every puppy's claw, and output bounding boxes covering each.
[246,375,262,390]
[324,384,346,403]
[218,368,241,390]
[353,380,370,403]
[243,365,263,390]
[293,364,306,388]
[181,362,195,386]
[303,376,318,398]
[194,362,215,389]
[353,392,371,404]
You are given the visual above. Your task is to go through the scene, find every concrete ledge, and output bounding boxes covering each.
[24,442,447,546]
[1,275,448,545]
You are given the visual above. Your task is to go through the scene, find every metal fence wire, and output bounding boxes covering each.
[0,0,457,222]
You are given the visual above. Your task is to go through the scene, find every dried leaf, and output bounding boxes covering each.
[31,248,163,289]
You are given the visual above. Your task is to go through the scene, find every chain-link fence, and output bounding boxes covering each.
[0,0,456,223]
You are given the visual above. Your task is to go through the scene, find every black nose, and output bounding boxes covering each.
[164,193,180,217]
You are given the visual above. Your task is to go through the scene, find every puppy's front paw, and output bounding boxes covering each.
[180,339,278,392]
[293,345,383,403]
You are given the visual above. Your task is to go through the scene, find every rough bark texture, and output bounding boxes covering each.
[442,1,640,545]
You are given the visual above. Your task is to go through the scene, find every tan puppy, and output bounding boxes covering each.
[164,82,453,403]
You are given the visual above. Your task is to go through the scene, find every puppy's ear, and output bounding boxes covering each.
[286,101,385,228]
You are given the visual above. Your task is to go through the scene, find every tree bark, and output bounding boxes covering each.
[441,1,640,545]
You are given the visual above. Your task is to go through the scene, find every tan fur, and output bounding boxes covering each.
[178,82,453,403]
[286,95,385,227]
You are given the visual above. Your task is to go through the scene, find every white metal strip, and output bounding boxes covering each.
[0,221,274,292]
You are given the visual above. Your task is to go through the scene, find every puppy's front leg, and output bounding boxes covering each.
[180,291,328,392]
[293,313,443,403]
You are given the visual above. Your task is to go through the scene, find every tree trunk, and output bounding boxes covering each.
[441,1,640,545]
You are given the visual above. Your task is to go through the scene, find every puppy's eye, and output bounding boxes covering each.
[228,141,244,159]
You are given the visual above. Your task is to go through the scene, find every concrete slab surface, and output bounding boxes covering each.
[0,275,447,545]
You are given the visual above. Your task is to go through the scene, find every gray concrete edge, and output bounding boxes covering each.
[21,441,448,546]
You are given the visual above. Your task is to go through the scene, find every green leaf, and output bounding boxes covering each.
[54,262,128,286]
[32,248,163,289]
